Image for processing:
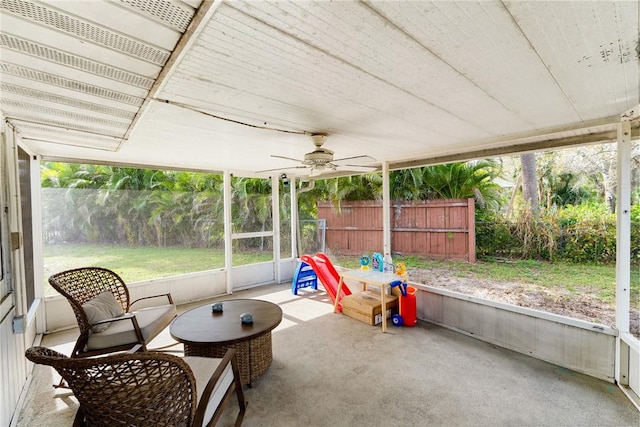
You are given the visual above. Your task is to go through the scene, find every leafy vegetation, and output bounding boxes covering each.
[305,160,503,210]
[42,154,638,266]
[42,163,226,248]
[41,163,295,251]
[477,202,639,263]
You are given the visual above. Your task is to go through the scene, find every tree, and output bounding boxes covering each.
[566,144,618,213]
[301,161,504,213]
[541,142,640,213]
[416,160,503,213]
[520,153,539,214]
[231,177,273,250]
[536,152,595,208]
[390,168,424,200]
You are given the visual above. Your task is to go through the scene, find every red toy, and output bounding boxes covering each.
[390,280,417,327]
[300,253,352,312]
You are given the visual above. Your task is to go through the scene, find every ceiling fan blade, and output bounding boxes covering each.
[332,155,376,165]
[271,154,303,163]
[337,164,379,172]
[256,165,308,173]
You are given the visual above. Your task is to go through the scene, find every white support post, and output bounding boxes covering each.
[223,171,233,294]
[290,178,298,259]
[616,120,631,335]
[615,104,638,392]
[382,161,391,255]
[272,175,281,283]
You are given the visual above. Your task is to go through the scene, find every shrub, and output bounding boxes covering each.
[476,220,522,258]
[559,220,617,263]
[476,203,638,264]
[631,204,640,222]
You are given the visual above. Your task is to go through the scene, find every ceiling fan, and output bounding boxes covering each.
[258,134,377,176]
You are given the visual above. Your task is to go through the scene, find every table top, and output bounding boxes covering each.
[170,299,283,346]
[339,269,401,286]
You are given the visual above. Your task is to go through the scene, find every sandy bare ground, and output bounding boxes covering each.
[407,268,639,338]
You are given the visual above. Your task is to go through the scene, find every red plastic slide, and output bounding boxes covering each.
[300,253,351,311]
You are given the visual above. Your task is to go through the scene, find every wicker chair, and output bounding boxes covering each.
[25,346,247,427]
[48,267,177,358]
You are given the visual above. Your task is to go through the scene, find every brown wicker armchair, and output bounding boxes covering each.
[25,346,246,426]
[48,267,177,358]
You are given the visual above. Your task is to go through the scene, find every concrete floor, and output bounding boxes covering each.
[18,284,640,426]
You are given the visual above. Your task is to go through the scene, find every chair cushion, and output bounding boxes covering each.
[82,291,125,333]
[183,356,234,427]
[86,304,177,350]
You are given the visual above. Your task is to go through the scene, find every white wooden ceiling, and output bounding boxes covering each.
[1,0,638,177]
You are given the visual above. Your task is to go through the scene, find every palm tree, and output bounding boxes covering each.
[190,173,225,247]
[302,161,503,214]
[231,177,273,250]
[417,160,503,211]
[328,174,381,203]
[390,168,424,200]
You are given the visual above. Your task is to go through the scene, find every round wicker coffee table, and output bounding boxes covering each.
[170,299,282,385]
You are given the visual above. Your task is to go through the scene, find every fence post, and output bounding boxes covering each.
[467,198,476,263]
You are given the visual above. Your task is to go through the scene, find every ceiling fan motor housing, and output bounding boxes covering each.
[304,133,333,165]
[303,149,333,164]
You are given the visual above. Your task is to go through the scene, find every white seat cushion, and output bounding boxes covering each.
[86,304,176,350]
[184,356,235,427]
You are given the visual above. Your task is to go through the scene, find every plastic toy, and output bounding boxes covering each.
[372,252,383,272]
[299,253,352,312]
[391,313,403,326]
[291,260,318,295]
[390,279,417,327]
[360,255,371,270]
[390,280,406,296]
[394,262,407,277]
[383,252,394,272]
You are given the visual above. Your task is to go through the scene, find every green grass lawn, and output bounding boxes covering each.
[333,254,639,308]
[43,243,272,296]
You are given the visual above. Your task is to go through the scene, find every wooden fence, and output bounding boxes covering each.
[317,199,475,262]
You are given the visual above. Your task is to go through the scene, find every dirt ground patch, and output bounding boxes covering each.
[408,268,640,338]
